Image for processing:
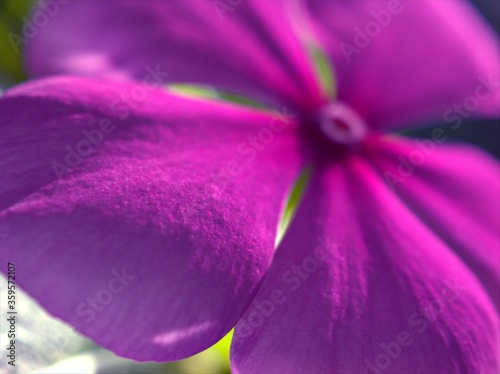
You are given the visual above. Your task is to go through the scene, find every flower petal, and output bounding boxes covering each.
[25,0,325,110]
[0,76,305,361]
[368,136,500,310]
[231,153,499,373]
[306,0,500,130]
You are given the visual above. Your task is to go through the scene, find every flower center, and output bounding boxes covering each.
[317,102,367,145]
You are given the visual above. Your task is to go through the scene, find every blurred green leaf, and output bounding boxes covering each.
[276,166,313,247]
[213,329,233,360]
[169,84,268,109]
[0,0,33,81]
[309,44,336,99]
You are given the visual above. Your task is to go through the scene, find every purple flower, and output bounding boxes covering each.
[1,0,499,372]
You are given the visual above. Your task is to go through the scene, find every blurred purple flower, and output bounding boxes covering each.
[1,0,499,373]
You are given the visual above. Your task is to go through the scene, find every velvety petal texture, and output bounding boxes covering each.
[231,152,499,373]
[307,0,500,130]
[6,0,499,371]
[368,137,500,310]
[0,76,305,361]
[25,0,326,111]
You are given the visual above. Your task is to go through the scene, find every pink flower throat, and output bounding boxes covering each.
[317,102,367,145]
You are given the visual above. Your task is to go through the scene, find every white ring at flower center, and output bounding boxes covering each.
[319,102,367,145]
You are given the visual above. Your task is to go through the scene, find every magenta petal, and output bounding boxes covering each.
[25,0,325,110]
[369,137,500,310]
[307,0,500,130]
[0,76,305,361]
[231,156,499,373]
